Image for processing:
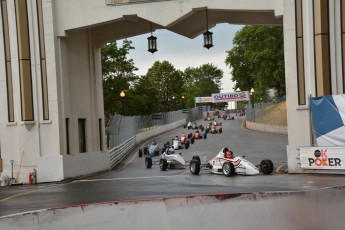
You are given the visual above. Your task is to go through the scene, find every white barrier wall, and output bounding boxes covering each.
[136,120,186,144]
[1,188,344,230]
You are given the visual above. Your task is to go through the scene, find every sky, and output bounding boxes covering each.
[123,23,243,93]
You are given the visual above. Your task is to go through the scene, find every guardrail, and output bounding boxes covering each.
[109,136,136,169]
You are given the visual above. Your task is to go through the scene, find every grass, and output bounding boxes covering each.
[255,101,287,126]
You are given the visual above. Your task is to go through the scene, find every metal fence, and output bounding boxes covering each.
[245,98,287,126]
[106,107,204,149]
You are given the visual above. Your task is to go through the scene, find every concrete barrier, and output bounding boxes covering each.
[136,120,186,144]
[1,188,344,230]
[245,119,287,135]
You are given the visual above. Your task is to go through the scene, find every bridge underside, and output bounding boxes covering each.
[90,9,282,44]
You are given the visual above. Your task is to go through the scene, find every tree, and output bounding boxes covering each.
[225,25,285,101]
[129,61,185,115]
[101,40,138,122]
[183,64,223,109]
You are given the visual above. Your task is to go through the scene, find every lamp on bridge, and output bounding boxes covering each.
[148,23,157,54]
[120,90,125,114]
[203,9,213,49]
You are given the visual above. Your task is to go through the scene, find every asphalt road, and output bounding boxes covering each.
[1,116,345,217]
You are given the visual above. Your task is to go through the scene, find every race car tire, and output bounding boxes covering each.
[219,128,223,134]
[188,133,193,139]
[160,158,168,171]
[145,157,152,168]
[144,147,148,155]
[185,141,189,149]
[191,136,195,144]
[203,133,207,139]
[190,160,201,175]
[260,159,274,174]
[192,155,201,164]
[222,162,235,177]
[161,147,166,154]
[138,149,143,158]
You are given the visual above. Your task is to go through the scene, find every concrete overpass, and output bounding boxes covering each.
[0,0,343,183]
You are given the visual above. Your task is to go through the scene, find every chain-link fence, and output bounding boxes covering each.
[106,107,204,149]
[245,98,287,126]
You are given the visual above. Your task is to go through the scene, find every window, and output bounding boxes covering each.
[78,119,86,153]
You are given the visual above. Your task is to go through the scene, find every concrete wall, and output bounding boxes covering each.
[245,120,287,135]
[136,120,186,144]
[1,188,344,230]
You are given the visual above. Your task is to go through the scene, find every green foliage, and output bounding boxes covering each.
[225,25,285,102]
[102,42,224,118]
[102,40,138,122]
[183,64,223,108]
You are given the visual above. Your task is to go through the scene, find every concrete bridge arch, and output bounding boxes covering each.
[0,0,342,182]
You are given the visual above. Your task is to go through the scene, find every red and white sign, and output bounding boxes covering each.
[195,97,213,103]
[300,147,345,169]
[212,91,249,103]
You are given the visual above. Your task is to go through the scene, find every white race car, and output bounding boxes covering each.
[145,147,186,170]
[189,148,274,176]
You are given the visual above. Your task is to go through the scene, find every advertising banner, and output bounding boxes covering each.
[212,91,249,103]
[195,97,213,103]
[310,94,345,146]
[300,147,345,169]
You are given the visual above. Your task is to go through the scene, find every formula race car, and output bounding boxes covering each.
[172,135,190,150]
[145,147,186,170]
[138,141,161,157]
[186,121,198,130]
[194,130,207,140]
[189,148,274,177]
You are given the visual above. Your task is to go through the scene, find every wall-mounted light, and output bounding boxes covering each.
[203,9,213,49]
[148,23,157,54]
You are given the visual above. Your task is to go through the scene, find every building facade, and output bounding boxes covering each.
[0,0,343,183]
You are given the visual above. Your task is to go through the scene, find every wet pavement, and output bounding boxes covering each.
[1,116,345,218]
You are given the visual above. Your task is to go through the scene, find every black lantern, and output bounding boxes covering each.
[147,23,157,54]
[203,30,213,49]
[203,9,213,49]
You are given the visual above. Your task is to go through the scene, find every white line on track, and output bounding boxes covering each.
[77,174,186,183]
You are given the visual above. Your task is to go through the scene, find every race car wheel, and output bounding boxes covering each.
[185,141,189,149]
[160,158,168,171]
[190,160,200,175]
[219,128,223,134]
[145,157,152,168]
[188,133,193,139]
[222,162,235,177]
[161,147,166,154]
[191,136,195,144]
[203,133,207,139]
[260,159,274,174]
[144,147,148,155]
[138,149,143,158]
[192,155,201,164]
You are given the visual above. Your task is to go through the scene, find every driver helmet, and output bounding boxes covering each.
[223,147,229,153]
[225,151,234,159]
[152,141,157,145]
[167,147,175,155]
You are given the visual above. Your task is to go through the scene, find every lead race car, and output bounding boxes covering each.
[189,148,274,176]
[145,147,186,171]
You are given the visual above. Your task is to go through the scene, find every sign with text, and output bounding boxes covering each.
[300,147,345,169]
[195,97,213,103]
[212,91,249,103]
